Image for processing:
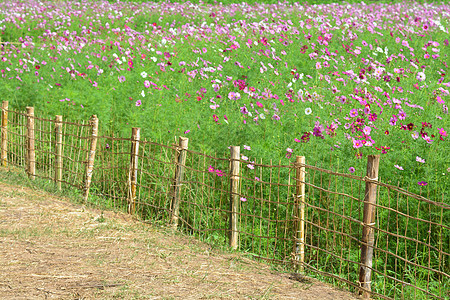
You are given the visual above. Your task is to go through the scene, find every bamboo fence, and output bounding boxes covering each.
[1,103,449,300]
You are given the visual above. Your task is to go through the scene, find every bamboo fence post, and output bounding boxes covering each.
[294,156,306,272]
[54,115,63,190]
[229,146,240,250]
[1,101,8,167]
[128,127,140,215]
[170,136,189,228]
[83,115,99,202]
[359,154,380,299]
[26,107,36,180]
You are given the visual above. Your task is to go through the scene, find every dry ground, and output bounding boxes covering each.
[0,178,360,299]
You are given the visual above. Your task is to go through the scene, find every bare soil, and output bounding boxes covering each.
[0,180,359,299]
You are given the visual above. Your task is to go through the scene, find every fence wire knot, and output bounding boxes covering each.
[363,176,378,182]
[358,280,372,286]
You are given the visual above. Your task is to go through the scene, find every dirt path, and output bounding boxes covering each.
[0,181,359,299]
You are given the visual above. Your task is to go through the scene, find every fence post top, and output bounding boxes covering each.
[2,101,8,108]
[179,136,189,149]
[131,127,140,140]
[296,156,305,162]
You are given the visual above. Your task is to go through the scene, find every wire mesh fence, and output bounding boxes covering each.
[1,103,448,300]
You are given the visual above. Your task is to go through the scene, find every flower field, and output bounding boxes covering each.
[0,0,448,196]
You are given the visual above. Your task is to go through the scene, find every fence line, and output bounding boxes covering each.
[1,103,448,300]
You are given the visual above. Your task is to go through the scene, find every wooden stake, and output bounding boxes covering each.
[170,136,189,228]
[229,146,240,250]
[1,101,8,167]
[359,155,380,299]
[54,115,63,190]
[128,127,140,215]
[294,156,306,272]
[26,107,36,180]
[83,115,99,202]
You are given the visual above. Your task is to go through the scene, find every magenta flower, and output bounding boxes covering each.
[208,165,215,173]
[353,140,363,149]
[349,109,358,118]
[348,167,355,174]
[417,181,428,186]
[438,128,447,137]
[135,100,142,107]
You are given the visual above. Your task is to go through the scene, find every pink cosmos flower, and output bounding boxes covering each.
[353,140,363,149]
[416,156,425,163]
[394,165,404,170]
[135,100,142,106]
[438,128,447,136]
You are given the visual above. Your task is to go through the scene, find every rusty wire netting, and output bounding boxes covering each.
[89,136,131,208]
[4,109,27,167]
[295,162,450,299]
[1,107,448,300]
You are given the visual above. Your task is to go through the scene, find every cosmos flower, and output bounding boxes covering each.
[416,156,425,163]
[416,72,426,82]
[228,91,241,100]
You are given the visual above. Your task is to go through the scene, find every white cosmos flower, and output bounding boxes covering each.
[305,108,312,115]
[259,113,266,119]
[140,71,148,78]
[416,72,426,82]
[141,90,145,97]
